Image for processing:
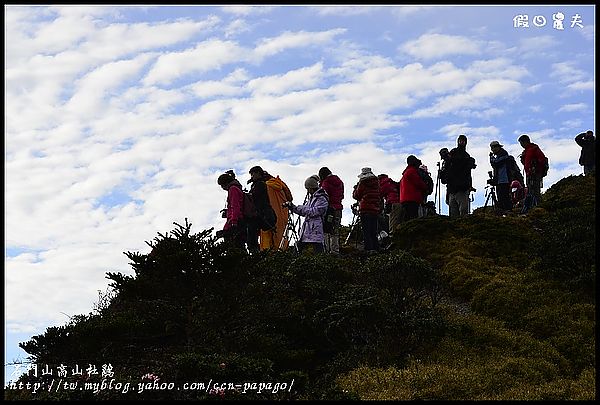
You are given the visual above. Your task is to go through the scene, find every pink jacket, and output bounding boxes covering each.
[224,183,244,230]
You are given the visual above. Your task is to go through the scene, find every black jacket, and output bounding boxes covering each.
[446,146,476,193]
[249,178,277,230]
[575,133,596,166]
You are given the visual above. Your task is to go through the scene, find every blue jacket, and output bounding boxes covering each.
[291,188,328,243]
[490,148,510,184]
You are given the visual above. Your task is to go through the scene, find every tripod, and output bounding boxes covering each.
[434,161,443,214]
[279,211,302,251]
[483,184,498,213]
[279,192,309,251]
[344,205,362,247]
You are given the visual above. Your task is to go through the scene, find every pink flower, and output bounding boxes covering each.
[141,373,160,382]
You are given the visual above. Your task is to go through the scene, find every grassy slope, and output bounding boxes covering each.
[337,174,596,400]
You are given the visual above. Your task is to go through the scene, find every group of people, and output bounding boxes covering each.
[216,166,346,255]
[216,130,595,254]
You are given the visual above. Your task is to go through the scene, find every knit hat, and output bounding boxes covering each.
[318,166,332,180]
[304,174,320,189]
[357,167,376,180]
[518,134,530,143]
[457,134,468,145]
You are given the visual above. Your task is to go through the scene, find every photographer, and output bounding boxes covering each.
[488,141,512,211]
[445,135,477,217]
[575,130,595,176]
[319,166,344,254]
[282,175,328,254]
[352,167,381,252]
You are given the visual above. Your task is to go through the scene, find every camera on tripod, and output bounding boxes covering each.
[486,171,497,186]
[351,202,359,216]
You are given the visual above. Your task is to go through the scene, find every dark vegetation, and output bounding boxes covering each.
[5,174,595,400]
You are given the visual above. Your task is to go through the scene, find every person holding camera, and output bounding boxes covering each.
[352,167,381,252]
[282,175,328,254]
[378,173,401,235]
[445,134,477,217]
[575,130,595,176]
[488,140,513,212]
[216,171,246,249]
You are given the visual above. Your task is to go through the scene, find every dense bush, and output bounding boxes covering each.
[6,220,443,400]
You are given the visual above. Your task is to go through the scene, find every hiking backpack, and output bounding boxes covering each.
[242,191,258,220]
[540,156,549,177]
[418,168,434,196]
[507,155,524,185]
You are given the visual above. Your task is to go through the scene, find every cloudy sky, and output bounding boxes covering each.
[4,5,595,382]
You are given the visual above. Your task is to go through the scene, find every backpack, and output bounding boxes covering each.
[418,168,434,196]
[323,205,335,234]
[242,191,258,220]
[540,156,549,177]
[507,155,524,185]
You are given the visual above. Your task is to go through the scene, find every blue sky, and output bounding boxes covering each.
[4,5,595,384]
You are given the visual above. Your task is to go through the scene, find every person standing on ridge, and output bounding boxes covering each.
[400,155,428,221]
[489,140,513,212]
[283,175,328,254]
[518,134,547,207]
[575,130,595,176]
[352,167,381,252]
[445,134,477,217]
[318,167,344,254]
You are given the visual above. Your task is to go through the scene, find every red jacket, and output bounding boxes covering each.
[320,174,344,210]
[224,184,244,230]
[378,175,400,204]
[520,143,546,177]
[400,165,427,203]
[352,176,381,214]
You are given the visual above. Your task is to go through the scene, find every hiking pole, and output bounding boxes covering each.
[434,161,442,214]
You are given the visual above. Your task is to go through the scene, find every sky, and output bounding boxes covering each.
[4,4,595,384]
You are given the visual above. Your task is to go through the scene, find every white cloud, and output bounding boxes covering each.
[143,39,247,86]
[400,33,481,60]
[550,61,587,83]
[518,35,557,54]
[578,24,594,41]
[224,18,250,38]
[413,78,522,117]
[566,81,594,91]
[311,6,378,16]
[219,5,276,16]
[247,62,324,95]
[391,6,437,19]
[254,29,346,60]
[557,103,587,112]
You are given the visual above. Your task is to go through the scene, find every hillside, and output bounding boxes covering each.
[5,174,595,400]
